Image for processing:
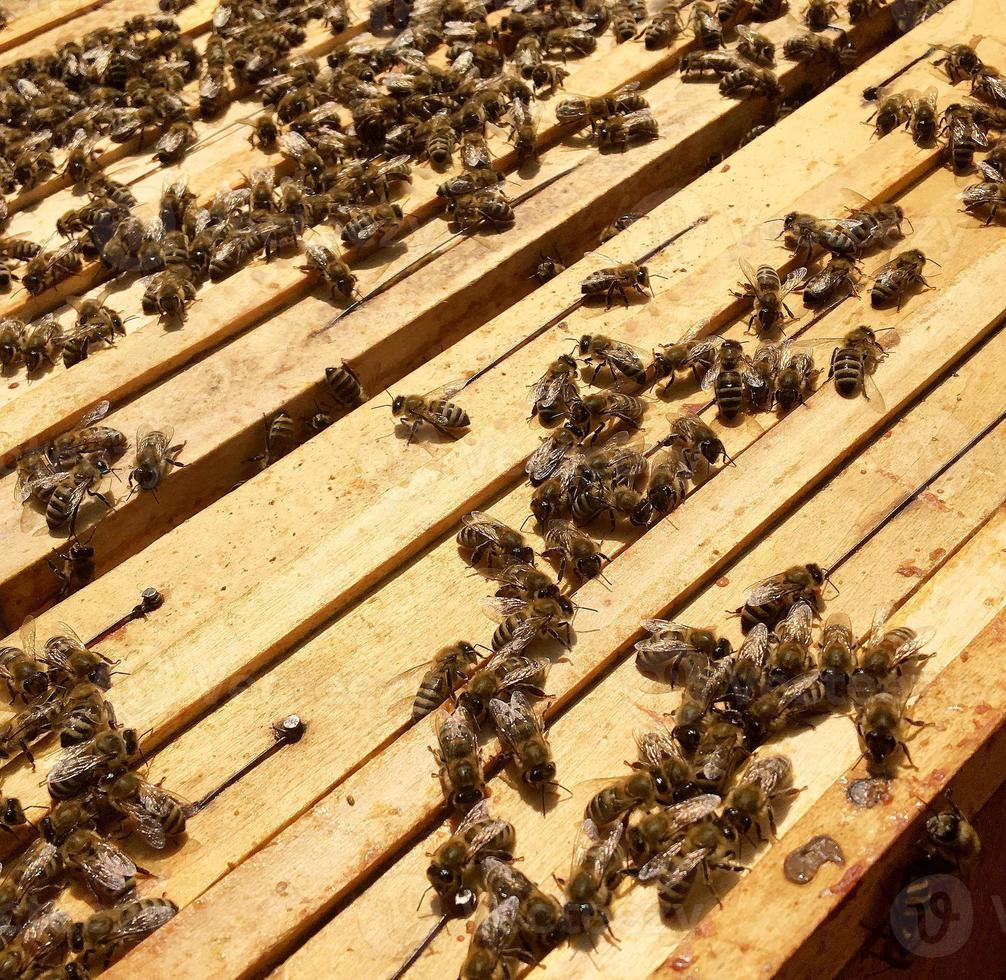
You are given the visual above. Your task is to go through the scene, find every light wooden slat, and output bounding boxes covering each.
[283,490,1006,980]
[650,583,1006,980]
[0,14,961,630]
[0,0,900,453]
[107,297,1006,977]
[0,63,981,788]
[0,0,119,58]
[101,312,1006,929]
[92,158,1006,973]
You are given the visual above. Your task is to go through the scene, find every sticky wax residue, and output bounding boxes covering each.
[784,835,845,884]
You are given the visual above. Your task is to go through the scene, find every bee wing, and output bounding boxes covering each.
[15,839,59,893]
[774,601,814,645]
[78,836,138,896]
[199,73,223,99]
[104,900,178,942]
[637,840,686,882]
[544,519,585,553]
[137,777,193,818]
[569,817,601,880]
[461,510,505,543]
[497,690,544,739]
[780,267,807,298]
[699,359,721,392]
[19,471,62,504]
[19,614,37,660]
[737,623,770,671]
[604,340,648,375]
[526,434,573,482]
[890,630,932,671]
[19,901,71,960]
[738,256,759,290]
[677,317,714,346]
[775,670,824,711]
[920,85,938,111]
[494,618,547,659]
[116,797,168,850]
[634,632,700,658]
[745,574,799,606]
[618,109,655,126]
[279,131,312,160]
[154,128,186,155]
[454,798,492,837]
[867,603,893,648]
[136,426,174,458]
[739,754,791,796]
[435,704,478,753]
[76,400,113,432]
[480,595,530,622]
[48,742,104,786]
[474,894,519,950]
[664,793,722,835]
[862,368,887,414]
[461,137,491,170]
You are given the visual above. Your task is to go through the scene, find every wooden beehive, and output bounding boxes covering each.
[0,0,1005,975]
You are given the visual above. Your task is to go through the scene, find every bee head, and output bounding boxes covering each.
[527,762,557,785]
[865,730,897,762]
[391,395,405,414]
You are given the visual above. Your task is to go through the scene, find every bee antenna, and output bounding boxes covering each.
[928,257,942,267]
[520,513,533,531]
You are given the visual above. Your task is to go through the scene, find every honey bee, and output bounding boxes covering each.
[724,622,770,712]
[0,317,24,367]
[637,815,746,914]
[100,772,192,849]
[933,38,984,84]
[434,705,487,811]
[546,26,598,59]
[59,828,140,902]
[567,390,646,441]
[972,65,1006,109]
[689,1,723,48]
[595,109,659,151]
[681,50,746,80]
[818,611,856,700]
[828,325,887,401]
[448,189,516,232]
[773,339,817,411]
[0,904,73,976]
[529,353,579,422]
[738,563,827,632]
[152,118,196,164]
[635,621,732,685]
[0,619,49,702]
[526,427,580,485]
[644,3,684,48]
[22,242,83,297]
[199,67,230,119]
[742,343,780,410]
[542,519,609,580]
[642,446,692,518]
[48,538,96,598]
[129,426,185,496]
[849,607,932,703]
[856,684,926,771]
[868,89,914,137]
[509,99,538,164]
[69,898,178,969]
[483,593,574,655]
[870,249,933,309]
[662,414,730,468]
[24,457,114,535]
[804,0,837,28]
[580,262,653,308]
[482,859,563,961]
[768,600,814,685]
[837,196,909,253]
[18,315,64,375]
[584,770,660,827]
[323,363,365,410]
[802,256,861,309]
[559,819,625,937]
[575,334,646,387]
[247,113,279,151]
[457,511,534,567]
[700,338,749,421]
[41,622,113,690]
[940,103,989,172]
[460,896,519,980]
[64,129,101,184]
[599,213,644,243]
[490,692,557,809]
[48,727,138,800]
[961,161,1006,223]
[909,87,939,144]
[141,267,197,319]
[399,642,480,721]
[847,0,882,18]
[49,401,127,469]
[736,26,775,66]
[922,792,980,871]
[0,237,42,261]
[744,669,830,741]
[340,203,403,248]
[56,682,116,748]
[388,383,470,444]
[736,259,806,333]
[720,64,782,100]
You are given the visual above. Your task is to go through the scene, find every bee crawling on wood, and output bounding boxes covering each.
[580,260,655,308]
[869,248,935,309]
[384,382,471,445]
[734,259,806,334]
[128,426,186,498]
[960,160,1006,223]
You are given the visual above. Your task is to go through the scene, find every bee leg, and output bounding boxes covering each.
[899,740,918,769]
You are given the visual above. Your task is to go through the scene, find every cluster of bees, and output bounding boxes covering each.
[0,614,187,975]
[12,401,184,596]
[867,38,1006,223]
